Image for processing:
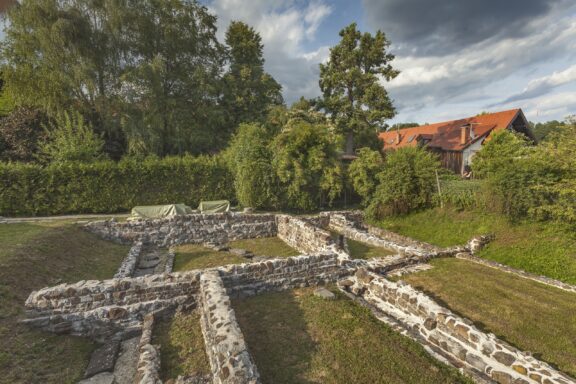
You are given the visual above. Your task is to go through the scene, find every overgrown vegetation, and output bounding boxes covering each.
[233,287,472,384]
[0,221,129,384]
[363,146,441,219]
[378,208,576,284]
[401,258,576,377]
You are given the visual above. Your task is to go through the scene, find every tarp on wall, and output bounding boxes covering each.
[129,204,194,220]
[197,200,230,213]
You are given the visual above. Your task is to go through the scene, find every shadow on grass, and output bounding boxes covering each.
[233,291,316,384]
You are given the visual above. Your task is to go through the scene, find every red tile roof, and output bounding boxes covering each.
[380,109,522,151]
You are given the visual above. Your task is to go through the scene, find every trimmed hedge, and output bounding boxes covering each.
[0,156,234,216]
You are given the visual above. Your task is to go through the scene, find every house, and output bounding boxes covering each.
[379,108,535,174]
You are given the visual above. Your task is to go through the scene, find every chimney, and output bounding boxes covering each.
[460,125,470,145]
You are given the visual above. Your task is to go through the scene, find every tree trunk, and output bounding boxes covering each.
[345,131,355,155]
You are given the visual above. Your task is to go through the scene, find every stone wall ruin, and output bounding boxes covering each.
[22,211,576,384]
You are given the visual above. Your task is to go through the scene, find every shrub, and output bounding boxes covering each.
[348,147,384,203]
[437,179,484,211]
[471,130,559,220]
[271,121,344,211]
[39,111,105,163]
[0,155,233,216]
[529,123,576,225]
[225,123,280,209]
[0,107,49,162]
[366,147,440,219]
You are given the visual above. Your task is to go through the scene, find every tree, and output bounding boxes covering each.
[272,121,343,210]
[225,123,279,209]
[366,147,440,218]
[348,147,384,203]
[1,0,231,158]
[119,0,227,156]
[319,23,399,153]
[1,0,126,157]
[0,107,48,162]
[222,21,283,130]
[39,111,105,163]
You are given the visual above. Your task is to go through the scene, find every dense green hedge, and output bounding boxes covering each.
[0,156,234,216]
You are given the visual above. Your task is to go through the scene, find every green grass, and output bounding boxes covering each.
[400,258,576,377]
[377,208,576,284]
[173,237,298,271]
[173,244,246,271]
[152,310,210,380]
[346,238,396,259]
[229,237,299,258]
[233,288,473,384]
[0,221,130,384]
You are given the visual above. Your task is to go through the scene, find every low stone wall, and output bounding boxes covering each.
[199,271,260,384]
[115,241,143,278]
[135,313,161,384]
[343,269,575,384]
[85,213,277,247]
[220,254,349,298]
[24,271,201,339]
[275,214,337,255]
[327,213,431,256]
[365,225,442,254]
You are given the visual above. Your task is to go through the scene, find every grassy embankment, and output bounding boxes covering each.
[378,208,576,377]
[0,221,129,384]
[173,237,299,271]
[234,287,473,384]
[400,258,576,377]
[378,208,576,284]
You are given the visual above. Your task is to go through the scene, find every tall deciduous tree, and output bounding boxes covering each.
[1,0,125,157]
[223,21,283,130]
[1,0,229,157]
[120,0,227,156]
[319,23,398,153]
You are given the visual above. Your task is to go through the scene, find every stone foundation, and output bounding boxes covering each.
[275,214,338,255]
[85,213,277,247]
[24,272,201,339]
[342,269,574,384]
[22,211,576,384]
[220,254,349,299]
[135,313,161,384]
[199,271,260,384]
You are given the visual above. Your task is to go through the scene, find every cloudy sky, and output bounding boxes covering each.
[202,0,576,124]
[2,0,575,124]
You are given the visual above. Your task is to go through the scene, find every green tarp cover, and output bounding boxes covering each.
[129,204,194,220]
[197,200,230,213]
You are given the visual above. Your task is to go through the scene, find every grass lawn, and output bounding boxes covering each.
[377,208,576,284]
[0,221,129,384]
[346,238,396,259]
[233,288,472,384]
[400,258,576,377]
[229,237,299,258]
[152,310,210,381]
[173,237,298,271]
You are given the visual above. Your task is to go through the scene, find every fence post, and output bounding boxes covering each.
[435,170,444,208]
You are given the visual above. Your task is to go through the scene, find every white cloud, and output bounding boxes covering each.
[206,0,332,103]
[387,15,576,117]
